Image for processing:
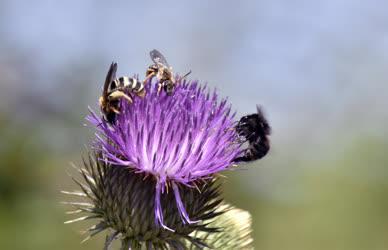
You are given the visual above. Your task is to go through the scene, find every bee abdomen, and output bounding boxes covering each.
[116,77,142,92]
[133,79,144,93]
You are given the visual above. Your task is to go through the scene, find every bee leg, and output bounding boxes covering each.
[111,107,120,114]
[232,150,252,162]
[108,90,133,104]
[233,143,260,163]
[136,88,146,98]
[157,83,163,95]
[143,72,156,85]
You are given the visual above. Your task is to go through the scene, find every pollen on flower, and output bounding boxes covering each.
[87,79,243,230]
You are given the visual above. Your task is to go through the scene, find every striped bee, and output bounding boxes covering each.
[144,49,191,95]
[99,62,145,124]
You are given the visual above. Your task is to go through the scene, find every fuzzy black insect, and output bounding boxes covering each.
[233,106,271,162]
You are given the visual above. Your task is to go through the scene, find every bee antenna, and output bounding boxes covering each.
[181,70,192,79]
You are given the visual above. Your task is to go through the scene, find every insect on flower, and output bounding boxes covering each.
[233,106,271,162]
[144,49,191,95]
[99,62,146,124]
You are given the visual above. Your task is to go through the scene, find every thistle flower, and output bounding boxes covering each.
[87,80,242,231]
[63,76,265,248]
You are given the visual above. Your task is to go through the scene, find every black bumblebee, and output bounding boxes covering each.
[144,49,191,95]
[233,106,271,162]
[99,62,145,124]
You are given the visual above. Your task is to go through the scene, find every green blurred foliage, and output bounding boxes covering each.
[224,136,388,250]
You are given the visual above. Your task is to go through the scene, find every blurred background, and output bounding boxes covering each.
[1,1,387,249]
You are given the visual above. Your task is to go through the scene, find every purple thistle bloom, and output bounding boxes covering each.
[88,79,242,231]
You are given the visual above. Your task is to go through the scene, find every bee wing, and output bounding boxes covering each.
[255,105,271,135]
[150,49,170,68]
[103,62,118,96]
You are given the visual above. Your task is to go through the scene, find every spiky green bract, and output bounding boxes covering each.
[63,152,224,249]
[187,204,254,249]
